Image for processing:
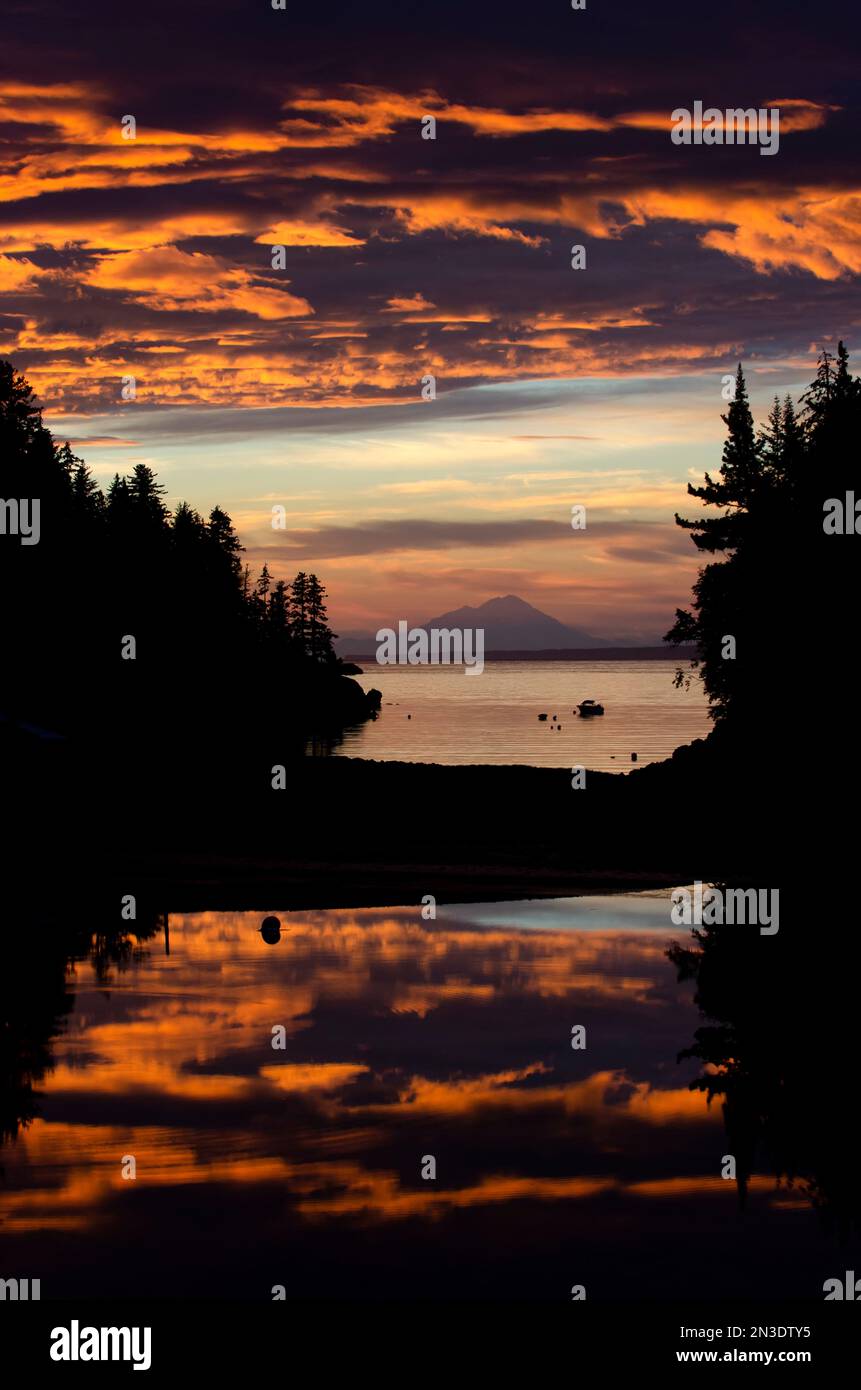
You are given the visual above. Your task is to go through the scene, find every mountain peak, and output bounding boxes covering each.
[418,594,609,650]
[334,593,628,652]
[479,594,545,616]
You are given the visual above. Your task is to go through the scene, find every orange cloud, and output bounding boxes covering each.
[384,293,436,313]
[256,220,365,248]
[286,88,837,145]
[617,98,838,135]
[624,186,861,280]
[83,247,314,319]
[0,211,257,254]
[259,1063,370,1093]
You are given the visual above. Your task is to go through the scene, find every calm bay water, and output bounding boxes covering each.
[0,895,848,1301]
[335,659,710,768]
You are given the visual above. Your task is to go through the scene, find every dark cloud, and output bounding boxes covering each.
[269,517,678,560]
[274,518,564,559]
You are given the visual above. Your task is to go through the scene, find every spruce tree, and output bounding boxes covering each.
[305,573,336,661]
[289,571,309,653]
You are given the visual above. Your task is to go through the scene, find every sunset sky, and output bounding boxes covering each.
[1,0,858,638]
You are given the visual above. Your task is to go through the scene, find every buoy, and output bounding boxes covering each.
[259,915,282,945]
[631,752,638,762]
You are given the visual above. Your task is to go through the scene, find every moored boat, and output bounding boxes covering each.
[577,699,605,717]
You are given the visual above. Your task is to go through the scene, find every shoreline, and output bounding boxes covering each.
[12,738,770,922]
[101,860,690,915]
[342,645,697,663]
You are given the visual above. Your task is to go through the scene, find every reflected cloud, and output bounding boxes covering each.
[0,898,850,1295]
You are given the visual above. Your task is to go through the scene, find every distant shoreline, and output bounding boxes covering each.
[343,645,698,663]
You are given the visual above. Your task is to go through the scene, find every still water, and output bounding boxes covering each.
[0,895,849,1300]
[332,660,710,769]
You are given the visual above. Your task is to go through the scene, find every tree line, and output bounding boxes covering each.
[0,360,367,744]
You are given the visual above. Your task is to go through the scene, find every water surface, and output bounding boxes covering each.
[332,660,710,768]
[0,895,848,1301]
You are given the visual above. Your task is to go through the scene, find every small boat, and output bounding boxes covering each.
[577,700,605,717]
[538,713,548,721]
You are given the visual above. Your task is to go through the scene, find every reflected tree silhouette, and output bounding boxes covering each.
[0,929,72,1148]
[0,903,162,1148]
[669,882,859,1240]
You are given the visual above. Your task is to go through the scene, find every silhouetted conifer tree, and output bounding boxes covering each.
[667,343,860,763]
[305,573,336,661]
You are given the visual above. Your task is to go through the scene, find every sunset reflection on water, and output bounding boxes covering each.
[0,898,834,1299]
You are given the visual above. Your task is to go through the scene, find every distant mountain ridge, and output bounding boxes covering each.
[336,594,647,652]
[417,594,609,650]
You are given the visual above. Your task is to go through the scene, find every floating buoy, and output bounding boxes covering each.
[631,752,638,762]
[259,916,283,945]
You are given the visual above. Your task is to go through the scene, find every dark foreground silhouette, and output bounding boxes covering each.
[0,360,379,747]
